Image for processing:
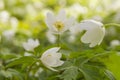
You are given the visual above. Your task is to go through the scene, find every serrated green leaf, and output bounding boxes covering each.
[59,66,79,80]
[79,64,104,80]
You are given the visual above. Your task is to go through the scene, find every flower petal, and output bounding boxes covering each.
[41,47,60,58]
[45,64,58,72]
[79,20,105,47]
[45,12,56,30]
[51,60,64,67]
[23,38,40,51]
[56,9,66,21]
[40,47,64,71]
[63,17,75,32]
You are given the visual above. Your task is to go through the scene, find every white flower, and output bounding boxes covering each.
[2,30,15,40]
[79,20,105,47]
[110,40,120,47]
[45,9,74,34]
[65,3,87,18]
[23,38,40,51]
[46,30,56,43]
[24,52,33,56]
[40,47,64,71]
[69,22,81,35]
[0,11,10,23]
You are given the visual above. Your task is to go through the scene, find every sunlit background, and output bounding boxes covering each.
[0,0,120,80]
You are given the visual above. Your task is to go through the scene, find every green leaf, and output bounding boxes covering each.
[7,69,24,80]
[59,66,79,80]
[6,56,36,68]
[79,64,104,80]
[0,70,12,78]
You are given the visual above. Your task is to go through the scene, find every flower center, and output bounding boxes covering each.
[54,21,64,31]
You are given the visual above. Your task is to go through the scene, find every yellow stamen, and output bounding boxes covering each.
[54,21,64,31]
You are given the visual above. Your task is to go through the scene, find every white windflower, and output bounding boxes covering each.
[2,30,15,40]
[24,52,33,56]
[40,47,64,71]
[69,22,81,35]
[0,11,10,23]
[45,9,74,34]
[79,20,105,47]
[23,38,40,51]
[110,40,120,47]
[46,30,56,43]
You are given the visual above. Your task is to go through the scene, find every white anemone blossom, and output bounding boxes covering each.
[23,38,40,51]
[40,47,64,71]
[46,30,56,43]
[79,20,105,47]
[45,9,74,34]
[110,40,120,47]
[2,30,15,40]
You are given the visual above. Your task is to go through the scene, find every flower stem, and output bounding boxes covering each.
[25,60,37,80]
[57,34,60,47]
[105,23,120,28]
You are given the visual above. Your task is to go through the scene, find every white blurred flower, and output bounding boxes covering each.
[46,30,56,43]
[26,4,37,18]
[68,23,81,42]
[0,0,4,9]
[69,23,81,35]
[68,35,76,43]
[45,9,74,34]
[10,17,18,31]
[34,68,43,77]
[110,40,120,47]
[24,52,33,56]
[91,15,103,22]
[65,3,87,18]
[0,11,10,23]
[40,47,64,71]
[79,20,105,47]
[2,30,15,40]
[23,38,40,51]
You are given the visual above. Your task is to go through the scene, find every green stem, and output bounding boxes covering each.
[104,23,120,28]
[25,60,37,80]
[57,34,60,47]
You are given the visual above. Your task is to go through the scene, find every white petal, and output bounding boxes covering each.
[46,30,56,43]
[63,17,75,32]
[41,52,64,68]
[23,43,33,51]
[45,64,58,72]
[51,60,64,67]
[45,12,56,30]
[56,9,66,21]
[41,47,60,58]
[110,40,120,47]
[34,39,40,47]
[65,17,75,27]
[40,47,64,71]
[79,20,105,47]
[41,54,57,66]
[23,38,40,51]
[54,53,62,59]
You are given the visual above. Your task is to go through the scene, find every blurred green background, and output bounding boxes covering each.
[0,0,120,80]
